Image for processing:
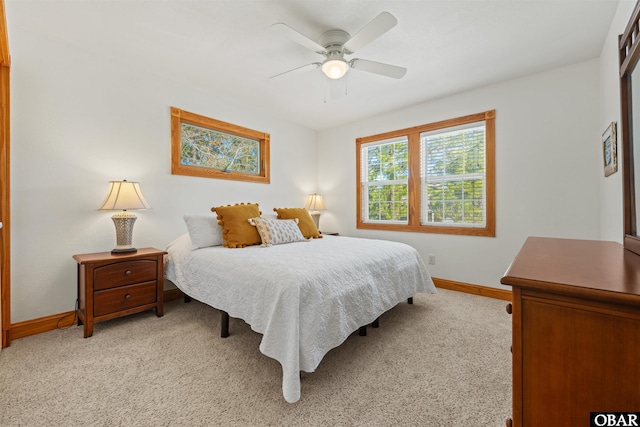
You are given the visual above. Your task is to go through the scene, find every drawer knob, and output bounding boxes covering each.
[125,270,132,276]
[124,294,131,300]
[505,303,512,314]
[506,419,512,427]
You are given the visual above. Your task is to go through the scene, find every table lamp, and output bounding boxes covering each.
[304,193,326,231]
[98,180,150,253]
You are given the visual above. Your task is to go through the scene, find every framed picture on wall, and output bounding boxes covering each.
[170,107,271,184]
[602,121,618,177]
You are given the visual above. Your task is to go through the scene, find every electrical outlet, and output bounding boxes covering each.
[428,254,436,265]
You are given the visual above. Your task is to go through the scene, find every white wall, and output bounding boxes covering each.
[599,0,637,242]
[10,28,318,322]
[10,3,635,322]
[317,60,601,289]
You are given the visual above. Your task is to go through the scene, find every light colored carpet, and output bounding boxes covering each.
[0,289,512,426]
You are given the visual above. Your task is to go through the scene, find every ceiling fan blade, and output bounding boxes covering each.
[271,23,325,53]
[349,58,407,79]
[343,12,397,53]
[269,62,321,79]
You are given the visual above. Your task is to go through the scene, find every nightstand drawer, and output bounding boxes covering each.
[93,259,157,290]
[93,281,157,317]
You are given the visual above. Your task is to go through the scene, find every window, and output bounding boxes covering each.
[171,107,270,183]
[361,137,409,223]
[356,110,495,236]
[421,123,486,227]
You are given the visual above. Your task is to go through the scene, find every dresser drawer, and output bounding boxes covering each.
[93,281,157,317]
[93,260,157,290]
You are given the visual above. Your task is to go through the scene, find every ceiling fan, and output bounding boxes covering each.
[271,12,407,81]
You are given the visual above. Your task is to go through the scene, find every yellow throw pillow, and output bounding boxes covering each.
[211,203,262,248]
[273,207,322,239]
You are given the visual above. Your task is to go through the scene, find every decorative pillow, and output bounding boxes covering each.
[273,207,322,239]
[183,214,223,250]
[211,203,262,248]
[248,217,306,247]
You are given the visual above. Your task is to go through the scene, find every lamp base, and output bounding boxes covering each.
[111,212,138,254]
[111,247,138,254]
[310,211,321,230]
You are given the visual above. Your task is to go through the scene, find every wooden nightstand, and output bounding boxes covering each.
[73,248,167,337]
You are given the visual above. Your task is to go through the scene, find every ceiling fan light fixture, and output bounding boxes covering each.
[321,59,349,79]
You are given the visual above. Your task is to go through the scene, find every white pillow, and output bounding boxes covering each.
[183,214,224,250]
[248,217,306,247]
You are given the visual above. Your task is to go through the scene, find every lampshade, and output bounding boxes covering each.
[99,180,150,254]
[321,59,349,80]
[305,193,326,211]
[99,180,150,211]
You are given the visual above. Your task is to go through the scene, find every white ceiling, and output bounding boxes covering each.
[6,0,621,131]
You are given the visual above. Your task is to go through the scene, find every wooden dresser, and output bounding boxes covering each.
[74,248,166,337]
[501,237,640,426]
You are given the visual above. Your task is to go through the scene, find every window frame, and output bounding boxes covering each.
[171,107,270,184]
[356,110,495,236]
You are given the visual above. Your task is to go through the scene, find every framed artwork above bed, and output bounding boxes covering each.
[170,107,270,184]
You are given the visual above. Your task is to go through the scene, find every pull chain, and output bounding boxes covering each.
[323,73,328,104]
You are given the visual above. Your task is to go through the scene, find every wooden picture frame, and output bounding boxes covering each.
[171,107,270,184]
[603,121,618,177]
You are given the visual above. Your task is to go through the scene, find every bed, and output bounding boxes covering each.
[165,232,436,403]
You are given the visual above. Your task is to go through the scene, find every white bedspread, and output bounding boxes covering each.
[165,234,436,403]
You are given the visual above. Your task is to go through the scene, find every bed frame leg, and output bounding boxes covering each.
[184,294,192,303]
[358,326,367,336]
[407,297,413,304]
[221,311,229,338]
[372,317,380,328]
